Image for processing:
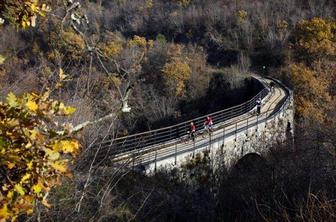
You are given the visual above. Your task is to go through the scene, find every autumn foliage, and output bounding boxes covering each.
[173,0,192,7]
[0,86,79,221]
[0,0,50,28]
[162,45,192,96]
[295,17,336,58]
[287,63,331,121]
[0,0,336,221]
[286,18,336,122]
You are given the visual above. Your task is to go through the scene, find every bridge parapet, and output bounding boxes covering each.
[212,84,294,168]
[94,76,293,171]
[96,76,270,158]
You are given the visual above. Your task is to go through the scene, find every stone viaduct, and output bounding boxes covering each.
[96,76,294,172]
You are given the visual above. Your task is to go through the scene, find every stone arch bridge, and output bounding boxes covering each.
[95,76,294,172]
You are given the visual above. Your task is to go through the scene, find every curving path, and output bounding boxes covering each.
[98,76,290,170]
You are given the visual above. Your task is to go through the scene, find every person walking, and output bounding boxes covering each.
[190,122,196,141]
[270,81,275,93]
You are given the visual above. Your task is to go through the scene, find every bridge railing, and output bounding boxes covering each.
[266,78,293,119]
[96,81,270,157]
[140,79,293,168]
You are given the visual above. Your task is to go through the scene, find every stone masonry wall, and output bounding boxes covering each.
[211,93,294,168]
[146,89,294,172]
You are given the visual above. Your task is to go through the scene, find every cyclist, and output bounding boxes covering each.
[190,122,196,141]
[204,116,213,133]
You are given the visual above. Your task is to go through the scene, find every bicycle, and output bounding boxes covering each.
[180,130,196,143]
[201,125,213,138]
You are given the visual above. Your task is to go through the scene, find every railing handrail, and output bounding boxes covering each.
[111,79,293,163]
[111,78,293,162]
[92,75,294,166]
[103,77,269,144]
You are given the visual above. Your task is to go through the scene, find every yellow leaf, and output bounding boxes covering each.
[21,173,31,183]
[52,141,62,152]
[51,101,58,111]
[41,90,50,101]
[27,208,34,215]
[14,184,25,195]
[6,119,19,128]
[58,102,65,112]
[55,82,63,88]
[6,92,18,107]
[7,191,13,199]
[0,204,9,221]
[2,184,8,191]
[50,161,68,173]
[7,162,15,169]
[0,54,6,65]
[44,148,60,160]
[63,140,79,153]
[63,106,76,115]
[49,151,60,160]
[41,199,52,208]
[52,140,79,154]
[59,68,68,80]
[29,128,38,140]
[27,161,33,170]
[32,183,42,194]
[42,4,51,12]
[26,100,38,112]
[58,102,76,115]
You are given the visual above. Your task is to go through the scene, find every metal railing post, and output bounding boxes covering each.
[221,127,225,154]
[209,133,212,151]
[175,143,177,165]
[246,117,249,135]
[235,122,238,141]
[138,146,141,166]
[169,128,172,140]
[154,147,157,172]
[193,139,195,158]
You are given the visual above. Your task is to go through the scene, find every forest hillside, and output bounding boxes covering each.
[0,0,336,221]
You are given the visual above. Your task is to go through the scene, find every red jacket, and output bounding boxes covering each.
[205,117,213,126]
[191,124,196,132]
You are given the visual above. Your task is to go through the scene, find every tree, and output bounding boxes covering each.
[287,63,331,122]
[0,0,50,28]
[286,18,335,122]
[173,0,192,7]
[0,83,79,221]
[0,0,50,68]
[0,3,83,220]
[294,17,336,60]
[162,45,191,96]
